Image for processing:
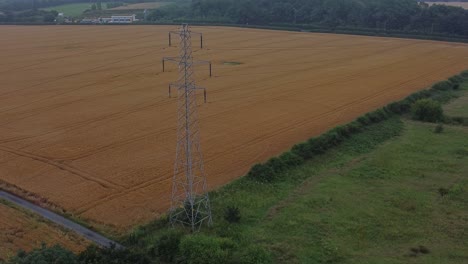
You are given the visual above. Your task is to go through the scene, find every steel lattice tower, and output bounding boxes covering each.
[166,24,212,231]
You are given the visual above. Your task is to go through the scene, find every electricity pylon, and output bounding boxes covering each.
[164,24,212,231]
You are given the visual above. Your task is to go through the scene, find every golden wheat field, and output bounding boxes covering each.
[1,26,468,231]
[0,202,87,260]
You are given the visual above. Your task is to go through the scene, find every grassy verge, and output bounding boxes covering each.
[254,119,468,263]
[444,82,468,117]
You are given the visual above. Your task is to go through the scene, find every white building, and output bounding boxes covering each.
[109,15,137,23]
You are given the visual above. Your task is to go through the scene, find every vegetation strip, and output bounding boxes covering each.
[0,191,123,250]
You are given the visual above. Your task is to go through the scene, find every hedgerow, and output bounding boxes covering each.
[247,70,466,183]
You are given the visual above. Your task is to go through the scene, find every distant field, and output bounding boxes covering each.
[42,3,96,17]
[110,2,169,10]
[426,1,468,9]
[1,26,468,232]
[0,201,87,261]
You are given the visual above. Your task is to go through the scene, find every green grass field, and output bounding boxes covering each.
[445,83,468,117]
[42,3,100,17]
[255,120,468,263]
[130,79,468,264]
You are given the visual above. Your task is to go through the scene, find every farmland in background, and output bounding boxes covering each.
[1,26,468,233]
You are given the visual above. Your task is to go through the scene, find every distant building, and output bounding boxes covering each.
[109,15,137,23]
[100,17,112,23]
[80,18,99,24]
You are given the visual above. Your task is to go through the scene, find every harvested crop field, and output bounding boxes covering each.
[1,26,468,231]
[0,202,87,260]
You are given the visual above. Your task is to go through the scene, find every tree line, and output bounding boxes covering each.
[147,0,468,37]
[0,0,160,11]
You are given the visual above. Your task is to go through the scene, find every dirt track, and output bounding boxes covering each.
[1,26,468,231]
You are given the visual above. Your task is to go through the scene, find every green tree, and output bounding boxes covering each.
[8,244,78,264]
[411,99,444,123]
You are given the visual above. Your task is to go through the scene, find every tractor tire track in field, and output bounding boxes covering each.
[2,26,468,228]
[0,146,125,190]
[69,46,465,216]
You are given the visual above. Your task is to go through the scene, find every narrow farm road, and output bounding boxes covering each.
[0,190,123,249]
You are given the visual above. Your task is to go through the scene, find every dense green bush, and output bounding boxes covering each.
[291,142,313,160]
[179,235,234,264]
[411,99,444,122]
[344,121,363,133]
[265,157,287,174]
[78,244,150,264]
[460,70,468,79]
[224,206,241,223]
[278,151,304,167]
[386,101,411,114]
[9,244,78,264]
[153,229,184,263]
[247,163,275,182]
[432,81,452,91]
[357,115,372,125]
[449,75,464,85]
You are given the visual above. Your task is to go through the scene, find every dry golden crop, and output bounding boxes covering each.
[1,26,468,231]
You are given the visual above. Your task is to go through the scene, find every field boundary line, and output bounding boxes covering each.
[0,190,123,249]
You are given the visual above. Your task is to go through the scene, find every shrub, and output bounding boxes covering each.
[179,235,234,264]
[449,75,463,85]
[154,229,184,262]
[368,108,389,123]
[78,244,150,264]
[321,131,343,147]
[460,70,468,79]
[307,137,325,154]
[387,102,402,114]
[405,90,431,103]
[411,99,444,122]
[357,115,372,125]
[438,187,449,197]
[247,163,275,182]
[309,132,341,154]
[10,244,78,264]
[434,124,444,133]
[291,142,313,160]
[432,80,452,91]
[279,151,304,167]
[345,121,362,133]
[419,245,430,254]
[224,206,241,223]
[265,157,286,174]
[233,245,272,264]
